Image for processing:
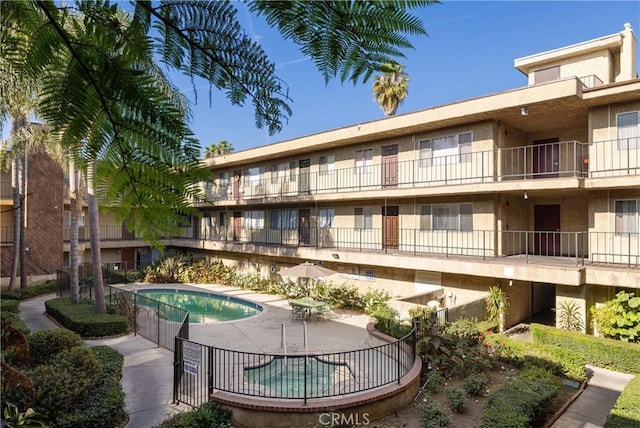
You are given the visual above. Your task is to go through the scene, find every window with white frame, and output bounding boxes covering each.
[318,208,335,228]
[355,149,373,173]
[319,155,335,175]
[244,166,264,184]
[289,161,297,181]
[270,163,288,184]
[420,203,473,231]
[615,200,639,234]
[270,209,297,230]
[243,210,264,229]
[617,111,639,150]
[419,132,472,166]
[63,211,85,227]
[354,207,373,229]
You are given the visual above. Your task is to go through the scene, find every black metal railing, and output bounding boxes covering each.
[173,324,417,407]
[55,271,189,351]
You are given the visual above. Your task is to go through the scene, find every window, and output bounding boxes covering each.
[63,211,85,227]
[617,111,639,150]
[615,200,639,234]
[319,155,335,175]
[270,163,287,184]
[420,203,473,231]
[319,208,335,228]
[534,65,560,84]
[355,149,373,173]
[243,211,264,229]
[219,212,226,227]
[270,209,297,230]
[289,161,296,181]
[244,166,264,184]
[354,207,373,229]
[418,132,472,166]
[203,213,212,226]
[204,181,213,190]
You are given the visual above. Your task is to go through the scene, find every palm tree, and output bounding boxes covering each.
[204,140,234,158]
[372,61,410,116]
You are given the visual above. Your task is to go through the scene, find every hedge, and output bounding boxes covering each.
[28,329,83,365]
[51,346,125,428]
[481,366,560,428]
[1,281,57,300]
[605,374,640,428]
[44,298,128,337]
[531,323,640,374]
[1,299,20,313]
[486,334,587,382]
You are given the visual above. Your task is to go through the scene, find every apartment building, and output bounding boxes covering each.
[168,23,639,332]
[1,24,638,332]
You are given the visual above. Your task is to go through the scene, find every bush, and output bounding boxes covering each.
[591,291,640,342]
[445,385,466,413]
[372,305,413,339]
[361,288,391,313]
[153,401,232,428]
[0,281,57,301]
[481,366,560,428]
[463,372,487,396]
[1,312,30,337]
[420,401,451,428]
[445,317,485,347]
[531,323,640,374]
[44,298,128,337]
[28,329,83,366]
[1,299,20,313]
[423,370,445,394]
[30,347,101,422]
[605,374,640,428]
[52,346,125,428]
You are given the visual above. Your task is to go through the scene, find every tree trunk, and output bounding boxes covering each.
[8,157,21,291]
[18,152,27,289]
[69,160,79,303]
[87,161,106,314]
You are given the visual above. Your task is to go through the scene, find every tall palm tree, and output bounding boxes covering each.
[372,62,410,116]
[204,140,234,158]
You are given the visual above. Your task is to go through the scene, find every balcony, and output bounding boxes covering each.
[172,225,638,269]
[63,225,137,242]
[203,139,639,204]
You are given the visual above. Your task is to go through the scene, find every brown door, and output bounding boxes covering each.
[233,211,241,241]
[382,206,399,250]
[299,159,310,194]
[534,205,560,256]
[299,209,310,245]
[233,170,242,198]
[382,145,398,188]
[120,248,135,271]
[533,138,560,178]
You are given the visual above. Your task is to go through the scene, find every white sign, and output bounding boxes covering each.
[183,342,202,365]
[184,361,198,375]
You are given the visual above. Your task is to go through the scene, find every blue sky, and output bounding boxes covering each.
[3,1,639,155]
[185,0,639,154]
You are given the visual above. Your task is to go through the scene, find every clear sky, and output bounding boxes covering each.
[183,0,640,154]
[3,1,639,155]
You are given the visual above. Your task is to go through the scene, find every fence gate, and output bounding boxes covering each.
[174,338,210,407]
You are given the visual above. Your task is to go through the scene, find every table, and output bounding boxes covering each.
[289,298,329,320]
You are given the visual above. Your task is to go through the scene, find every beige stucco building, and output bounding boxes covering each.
[2,24,638,333]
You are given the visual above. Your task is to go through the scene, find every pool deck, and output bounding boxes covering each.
[124,283,385,354]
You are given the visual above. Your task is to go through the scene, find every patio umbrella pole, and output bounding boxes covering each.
[281,322,287,366]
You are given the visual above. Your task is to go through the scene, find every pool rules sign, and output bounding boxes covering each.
[183,341,202,375]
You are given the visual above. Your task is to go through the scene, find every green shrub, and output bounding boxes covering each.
[481,366,560,428]
[326,284,364,310]
[605,374,640,428]
[1,299,20,313]
[591,291,640,343]
[153,401,232,428]
[30,347,101,422]
[445,317,485,347]
[361,288,391,313]
[420,401,451,428]
[423,370,445,394]
[28,329,83,366]
[531,323,640,373]
[1,312,30,337]
[445,385,466,413]
[0,281,57,301]
[44,298,128,337]
[463,372,487,396]
[486,333,587,382]
[51,346,125,428]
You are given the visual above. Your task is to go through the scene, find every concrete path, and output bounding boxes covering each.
[551,365,635,428]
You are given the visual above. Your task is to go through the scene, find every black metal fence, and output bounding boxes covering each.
[173,324,417,407]
[56,271,189,351]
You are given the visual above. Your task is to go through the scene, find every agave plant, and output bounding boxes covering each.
[557,300,585,332]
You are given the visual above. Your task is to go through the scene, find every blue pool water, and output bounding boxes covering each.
[136,289,263,323]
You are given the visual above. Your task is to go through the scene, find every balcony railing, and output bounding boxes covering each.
[586,138,640,178]
[578,74,604,88]
[500,140,587,180]
[63,225,136,242]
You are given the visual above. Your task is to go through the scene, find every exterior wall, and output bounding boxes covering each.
[526,49,613,86]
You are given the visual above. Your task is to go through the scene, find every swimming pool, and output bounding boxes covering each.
[136,289,263,323]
